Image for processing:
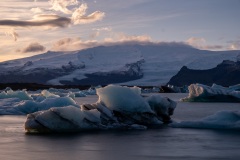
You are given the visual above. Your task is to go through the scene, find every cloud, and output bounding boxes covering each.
[51,37,98,51]
[116,33,152,42]
[0,15,71,28]
[51,34,153,51]
[227,40,240,50]
[0,2,105,41]
[186,37,224,50]
[17,42,46,53]
[31,7,45,14]
[71,4,105,25]
[5,29,19,41]
[90,27,112,39]
[202,45,224,50]
[186,37,206,47]
[228,44,239,50]
[49,0,79,14]
[92,27,112,32]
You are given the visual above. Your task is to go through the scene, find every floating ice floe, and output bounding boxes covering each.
[25,85,177,133]
[0,87,90,115]
[17,97,78,114]
[0,96,78,115]
[40,88,87,98]
[170,110,240,130]
[0,89,32,100]
[181,83,240,102]
[25,106,104,133]
[41,90,60,98]
[141,87,160,93]
[74,91,87,97]
[0,98,23,115]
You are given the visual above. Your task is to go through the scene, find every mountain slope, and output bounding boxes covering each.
[0,43,239,86]
[168,60,240,86]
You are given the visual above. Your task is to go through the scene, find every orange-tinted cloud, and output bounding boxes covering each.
[17,42,46,53]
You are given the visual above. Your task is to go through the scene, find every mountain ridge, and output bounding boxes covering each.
[168,60,240,86]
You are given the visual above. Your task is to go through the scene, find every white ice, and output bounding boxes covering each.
[24,85,177,133]
[0,89,32,100]
[41,90,60,98]
[182,83,240,102]
[97,85,153,113]
[3,44,238,86]
[146,95,177,118]
[17,97,78,114]
[170,110,240,130]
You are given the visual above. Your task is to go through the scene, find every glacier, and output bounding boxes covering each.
[181,83,240,102]
[0,43,239,86]
[24,85,177,133]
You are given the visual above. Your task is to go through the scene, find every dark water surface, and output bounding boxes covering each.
[0,94,240,160]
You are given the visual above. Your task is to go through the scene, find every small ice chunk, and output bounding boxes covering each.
[74,91,86,97]
[41,90,60,98]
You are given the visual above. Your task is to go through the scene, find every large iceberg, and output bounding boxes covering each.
[170,110,240,130]
[181,83,240,102]
[25,85,177,133]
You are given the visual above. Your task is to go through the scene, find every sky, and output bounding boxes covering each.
[0,0,240,62]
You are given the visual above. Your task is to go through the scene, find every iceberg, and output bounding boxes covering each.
[96,85,152,113]
[0,96,78,115]
[146,95,176,123]
[0,98,23,115]
[181,83,240,102]
[25,85,177,133]
[43,88,88,98]
[25,106,104,133]
[16,97,78,114]
[0,89,32,100]
[41,90,60,98]
[73,91,86,97]
[41,89,77,99]
[170,110,240,130]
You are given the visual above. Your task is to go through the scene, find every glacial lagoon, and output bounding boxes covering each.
[0,93,239,160]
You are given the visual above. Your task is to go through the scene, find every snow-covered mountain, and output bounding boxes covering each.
[0,43,239,86]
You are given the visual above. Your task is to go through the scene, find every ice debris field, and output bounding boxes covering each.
[0,84,239,133]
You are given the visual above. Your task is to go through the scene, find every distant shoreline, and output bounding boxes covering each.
[0,83,92,91]
[0,83,157,91]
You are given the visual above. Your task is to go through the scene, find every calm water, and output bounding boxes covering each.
[0,93,240,160]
